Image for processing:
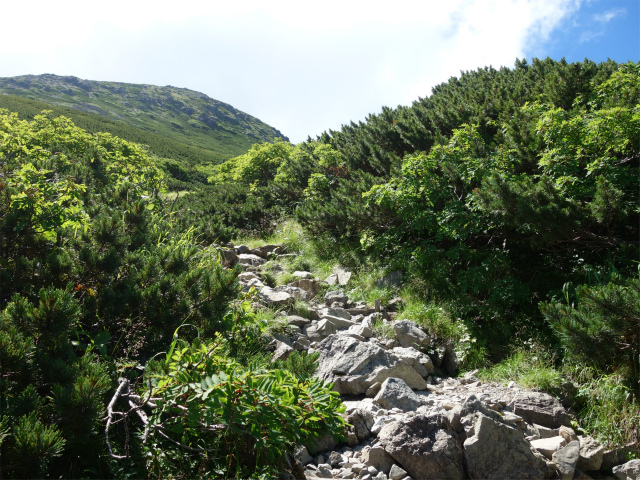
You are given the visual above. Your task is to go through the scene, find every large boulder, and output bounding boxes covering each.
[378,414,465,480]
[392,346,435,377]
[464,414,548,480]
[393,320,430,349]
[314,335,428,395]
[613,459,640,480]
[374,377,423,412]
[509,391,572,428]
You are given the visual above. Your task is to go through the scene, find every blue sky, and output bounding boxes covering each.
[1,0,638,143]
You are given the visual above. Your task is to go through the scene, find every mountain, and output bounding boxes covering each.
[0,74,288,159]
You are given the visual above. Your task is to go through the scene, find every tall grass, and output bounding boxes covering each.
[565,365,640,449]
[478,342,563,393]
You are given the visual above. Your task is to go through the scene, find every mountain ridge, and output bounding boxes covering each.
[0,73,288,158]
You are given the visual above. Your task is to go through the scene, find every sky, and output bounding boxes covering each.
[1,0,638,143]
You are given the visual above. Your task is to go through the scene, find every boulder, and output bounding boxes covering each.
[392,346,434,377]
[250,244,281,258]
[393,320,430,349]
[237,253,266,266]
[258,286,294,306]
[286,315,311,327]
[374,377,423,412]
[509,391,572,428]
[321,314,356,329]
[292,271,313,279]
[361,445,395,475]
[552,440,580,480]
[464,414,548,480]
[219,248,238,266]
[530,436,564,459]
[324,290,349,307]
[613,459,640,480]
[378,414,465,480]
[292,278,323,299]
[234,244,250,254]
[388,464,408,480]
[346,409,374,443]
[577,435,604,471]
[319,307,352,320]
[271,341,293,362]
[314,335,428,395]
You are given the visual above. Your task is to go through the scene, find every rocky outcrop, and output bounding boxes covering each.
[314,335,428,395]
[224,240,630,480]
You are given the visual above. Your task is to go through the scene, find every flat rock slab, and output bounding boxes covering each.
[509,391,572,428]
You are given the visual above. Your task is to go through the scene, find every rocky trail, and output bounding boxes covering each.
[221,243,640,480]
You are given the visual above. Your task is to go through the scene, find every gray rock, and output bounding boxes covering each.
[376,270,403,289]
[293,278,323,299]
[348,324,374,339]
[388,464,407,480]
[237,253,267,266]
[361,445,395,475]
[347,409,374,443]
[325,290,349,307]
[234,244,249,254]
[308,432,338,455]
[295,445,313,465]
[391,347,434,377]
[250,244,281,258]
[258,286,294,306]
[314,335,428,395]
[332,267,353,286]
[464,414,548,480]
[325,273,339,285]
[613,459,640,480]
[219,248,238,266]
[603,444,640,470]
[374,378,423,412]
[287,315,311,327]
[378,415,465,480]
[317,319,338,336]
[530,436,564,459]
[293,271,313,279]
[553,440,580,480]
[509,391,572,428]
[392,320,430,349]
[271,341,293,362]
[322,314,356,329]
[328,451,344,468]
[319,307,352,320]
[577,435,604,471]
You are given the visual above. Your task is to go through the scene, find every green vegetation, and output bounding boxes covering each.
[1,57,638,476]
[0,111,343,479]
[205,58,639,449]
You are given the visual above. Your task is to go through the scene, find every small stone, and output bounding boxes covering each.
[388,464,408,480]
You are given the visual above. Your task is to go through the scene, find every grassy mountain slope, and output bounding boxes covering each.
[0,94,227,166]
[0,74,288,159]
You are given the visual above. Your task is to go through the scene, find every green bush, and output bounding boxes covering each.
[110,338,347,479]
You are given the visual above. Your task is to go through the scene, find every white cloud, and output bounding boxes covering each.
[0,0,582,143]
[594,7,625,22]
